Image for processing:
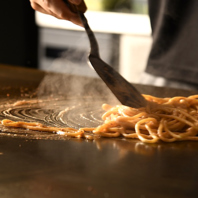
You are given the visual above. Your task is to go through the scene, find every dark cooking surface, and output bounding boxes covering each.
[1,64,198,198]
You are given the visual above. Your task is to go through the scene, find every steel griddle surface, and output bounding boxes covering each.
[1,64,198,198]
[0,96,104,139]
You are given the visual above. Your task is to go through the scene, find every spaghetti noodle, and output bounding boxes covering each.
[2,94,198,143]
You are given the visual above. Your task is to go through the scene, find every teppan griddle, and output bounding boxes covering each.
[0,64,198,198]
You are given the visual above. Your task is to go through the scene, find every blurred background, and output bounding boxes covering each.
[0,0,151,83]
[85,0,148,14]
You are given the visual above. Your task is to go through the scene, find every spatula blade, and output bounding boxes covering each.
[89,54,147,108]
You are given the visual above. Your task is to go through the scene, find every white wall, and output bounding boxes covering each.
[119,34,152,83]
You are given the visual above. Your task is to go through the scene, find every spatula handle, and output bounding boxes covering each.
[63,0,87,13]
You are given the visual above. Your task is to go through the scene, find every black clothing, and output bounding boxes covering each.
[146,0,198,85]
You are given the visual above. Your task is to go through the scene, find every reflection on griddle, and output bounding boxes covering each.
[93,138,198,158]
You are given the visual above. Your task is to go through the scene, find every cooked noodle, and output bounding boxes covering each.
[2,94,198,143]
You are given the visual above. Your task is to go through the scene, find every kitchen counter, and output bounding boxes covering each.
[0,64,198,198]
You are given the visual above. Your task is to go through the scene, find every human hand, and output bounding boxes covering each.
[29,0,87,26]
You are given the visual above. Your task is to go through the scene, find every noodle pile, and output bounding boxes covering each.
[2,94,198,143]
[93,95,198,143]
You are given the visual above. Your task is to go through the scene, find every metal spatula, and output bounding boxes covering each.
[64,1,147,108]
